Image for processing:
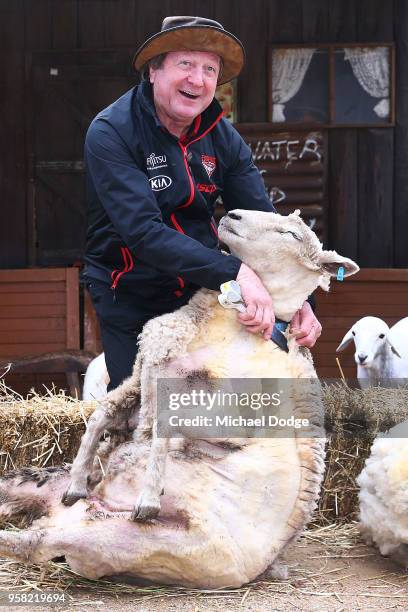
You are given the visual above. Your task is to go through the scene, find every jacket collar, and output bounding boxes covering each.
[136,80,224,140]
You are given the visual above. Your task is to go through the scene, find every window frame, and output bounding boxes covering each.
[268,42,395,129]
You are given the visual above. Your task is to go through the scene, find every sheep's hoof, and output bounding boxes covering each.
[131,495,161,522]
[61,488,87,507]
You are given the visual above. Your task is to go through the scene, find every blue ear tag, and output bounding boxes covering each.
[337,266,345,281]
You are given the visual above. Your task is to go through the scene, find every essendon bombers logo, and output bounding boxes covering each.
[201,154,216,178]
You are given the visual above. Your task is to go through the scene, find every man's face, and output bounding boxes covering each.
[149,51,221,132]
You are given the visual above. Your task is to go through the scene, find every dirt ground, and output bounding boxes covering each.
[3,525,407,612]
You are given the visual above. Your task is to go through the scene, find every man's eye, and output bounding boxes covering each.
[180,60,191,66]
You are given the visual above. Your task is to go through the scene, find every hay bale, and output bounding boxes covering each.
[1,380,407,524]
[319,382,408,524]
[0,381,95,473]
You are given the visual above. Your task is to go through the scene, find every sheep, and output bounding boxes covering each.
[0,209,359,588]
[82,353,108,401]
[357,420,408,568]
[336,316,408,388]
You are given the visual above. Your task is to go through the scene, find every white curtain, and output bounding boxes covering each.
[271,48,316,122]
[344,47,390,118]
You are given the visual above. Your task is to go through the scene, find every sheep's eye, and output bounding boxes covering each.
[379,333,385,339]
[352,331,355,336]
[277,230,303,242]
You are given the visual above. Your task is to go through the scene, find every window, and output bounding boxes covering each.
[268,44,394,127]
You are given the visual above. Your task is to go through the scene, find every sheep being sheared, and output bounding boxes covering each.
[336,316,408,388]
[0,209,359,588]
[357,420,408,568]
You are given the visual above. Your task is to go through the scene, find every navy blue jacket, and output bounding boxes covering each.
[84,81,275,304]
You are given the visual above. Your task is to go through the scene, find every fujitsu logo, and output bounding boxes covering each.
[146,153,167,168]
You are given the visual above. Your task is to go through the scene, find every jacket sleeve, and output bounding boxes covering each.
[221,126,276,214]
[85,119,241,290]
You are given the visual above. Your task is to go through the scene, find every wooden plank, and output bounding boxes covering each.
[5,373,68,397]
[316,291,408,305]
[230,0,269,122]
[328,130,358,261]
[0,293,65,306]
[77,0,106,48]
[357,129,394,267]
[103,0,138,46]
[320,303,408,317]
[0,269,68,282]
[0,318,65,331]
[65,268,80,349]
[356,0,393,42]
[0,350,94,373]
[0,1,27,267]
[269,0,302,43]
[0,305,66,318]
[24,0,53,50]
[313,316,401,329]
[327,0,357,42]
[0,281,66,293]
[0,343,65,357]
[0,330,65,344]
[301,0,329,43]
[51,0,78,49]
[318,281,408,293]
[394,0,408,266]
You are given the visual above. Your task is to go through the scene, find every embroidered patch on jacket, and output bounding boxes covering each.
[201,155,216,178]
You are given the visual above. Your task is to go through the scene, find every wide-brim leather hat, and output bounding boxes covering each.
[133,16,245,85]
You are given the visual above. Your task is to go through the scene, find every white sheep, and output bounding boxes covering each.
[336,316,408,388]
[82,353,108,401]
[0,209,359,588]
[357,420,408,568]
[63,209,358,519]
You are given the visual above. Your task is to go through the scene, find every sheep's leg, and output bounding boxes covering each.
[131,436,169,521]
[131,365,168,521]
[62,408,111,506]
[62,366,141,506]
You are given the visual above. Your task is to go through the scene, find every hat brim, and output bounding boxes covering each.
[133,26,245,85]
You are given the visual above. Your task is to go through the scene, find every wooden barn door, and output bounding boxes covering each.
[26,49,135,266]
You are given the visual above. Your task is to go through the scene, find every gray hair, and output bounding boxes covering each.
[141,53,167,81]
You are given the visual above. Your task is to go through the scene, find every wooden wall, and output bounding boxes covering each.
[1,0,407,268]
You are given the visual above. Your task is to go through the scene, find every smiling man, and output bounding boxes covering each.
[84,16,322,391]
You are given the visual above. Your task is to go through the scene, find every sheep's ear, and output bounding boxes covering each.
[319,251,360,277]
[336,329,355,352]
[386,337,402,359]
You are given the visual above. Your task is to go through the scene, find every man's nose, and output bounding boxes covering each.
[187,67,204,86]
[358,354,368,364]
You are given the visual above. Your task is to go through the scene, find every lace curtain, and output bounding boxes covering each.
[344,47,390,118]
[271,48,315,122]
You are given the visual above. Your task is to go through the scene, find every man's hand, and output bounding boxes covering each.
[236,264,274,340]
[290,301,322,348]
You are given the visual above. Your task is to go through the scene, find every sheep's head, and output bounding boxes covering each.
[218,209,359,292]
[336,316,401,368]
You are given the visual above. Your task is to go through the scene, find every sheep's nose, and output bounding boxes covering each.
[358,354,368,364]
[227,212,242,221]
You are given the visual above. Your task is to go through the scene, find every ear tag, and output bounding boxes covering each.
[336,266,345,281]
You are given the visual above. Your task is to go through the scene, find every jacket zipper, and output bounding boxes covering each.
[170,111,225,296]
[111,247,134,290]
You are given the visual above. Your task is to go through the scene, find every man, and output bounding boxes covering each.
[84,16,321,391]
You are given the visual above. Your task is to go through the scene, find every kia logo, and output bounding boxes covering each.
[149,175,172,191]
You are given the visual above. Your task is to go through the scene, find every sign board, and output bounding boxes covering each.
[235,125,327,241]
